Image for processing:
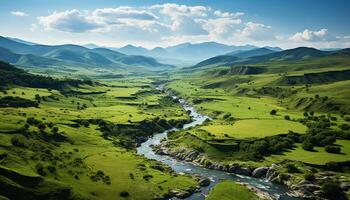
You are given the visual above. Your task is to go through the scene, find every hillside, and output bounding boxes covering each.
[0,61,93,90]
[186,47,343,71]
[117,42,257,65]
[0,36,173,72]
[226,47,277,58]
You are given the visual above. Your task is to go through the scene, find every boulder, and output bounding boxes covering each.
[197,177,211,187]
[266,168,278,181]
[228,164,239,173]
[235,167,251,176]
[252,167,269,178]
[169,189,192,198]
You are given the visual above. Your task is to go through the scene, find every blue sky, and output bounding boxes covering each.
[1,0,349,48]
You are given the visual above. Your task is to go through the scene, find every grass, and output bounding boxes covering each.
[267,140,350,165]
[207,180,261,200]
[0,79,196,200]
[200,119,307,139]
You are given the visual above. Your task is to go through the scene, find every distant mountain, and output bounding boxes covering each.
[189,55,241,70]
[0,36,173,71]
[117,42,257,65]
[263,46,283,51]
[187,47,332,71]
[6,37,37,46]
[245,47,327,63]
[83,43,100,49]
[226,47,277,58]
[118,45,148,55]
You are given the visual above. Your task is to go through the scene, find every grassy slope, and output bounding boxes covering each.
[0,78,197,199]
[207,180,261,200]
[165,54,350,166]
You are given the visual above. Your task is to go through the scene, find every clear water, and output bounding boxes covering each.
[137,98,298,200]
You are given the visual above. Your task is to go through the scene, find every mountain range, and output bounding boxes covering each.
[0,36,173,72]
[115,42,258,65]
[187,47,350,71]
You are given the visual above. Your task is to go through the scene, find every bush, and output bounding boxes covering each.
[304,173,315,181]
[285,164,300,173]
[47,165,57,174]
[10,136,27,147]
[284,115,290,120]
[120,191,129,198]
[321,182,345,200]
[302,141,314,151]
[81,120,90,127]
[270,109,277,115]
[325,145,341,154]
[339,123,350,131]
[325,162,343,172]
[35,163,46,176]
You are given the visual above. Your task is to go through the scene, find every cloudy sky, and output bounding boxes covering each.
[1,0,350,49]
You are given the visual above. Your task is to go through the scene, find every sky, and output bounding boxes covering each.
[0,0,350,49]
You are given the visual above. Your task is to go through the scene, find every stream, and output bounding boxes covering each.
[137,97,297,200]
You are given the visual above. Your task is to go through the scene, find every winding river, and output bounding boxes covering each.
[137,97,297,200]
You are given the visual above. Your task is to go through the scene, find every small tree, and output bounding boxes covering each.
[302,141,314,151]
[325,145,341,154]
[270,109,277,115]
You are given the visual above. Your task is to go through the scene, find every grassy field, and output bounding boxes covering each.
[0,79,197,199]
[200,119,307,139]
[267,140,350,165]
[207,181,262,200]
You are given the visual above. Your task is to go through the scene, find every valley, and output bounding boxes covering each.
[0,40,350,200]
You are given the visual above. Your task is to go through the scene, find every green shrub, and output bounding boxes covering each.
[302,141,314,151]
[35,163,46,176]
[304,173,315,181]
[10,136,27,147]
[321,182,345,200]
[325,145,341,154]
[120,191,129,198]
[270,109,277,115]
[285,164,300,173]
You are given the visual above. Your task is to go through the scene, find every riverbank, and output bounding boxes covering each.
[137,96,297,200]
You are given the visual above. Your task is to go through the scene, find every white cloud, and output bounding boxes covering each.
[30,24,37,31]
[93,7,157,23]
[151,3,208,18]
[11,11,28,17]
[150,3,209,35]
[38,10,104,32]
[214,10,244,18]
[235,22,275,41]
[289,29,336,42]
[202,17,242,39]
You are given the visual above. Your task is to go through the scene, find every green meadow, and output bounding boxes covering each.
[207,181,262,200]
[0,77,197,199]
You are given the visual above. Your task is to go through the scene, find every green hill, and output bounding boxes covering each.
[226,47,276,58]
[0,36,173,72]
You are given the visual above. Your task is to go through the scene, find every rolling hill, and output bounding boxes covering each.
[226,47,277,58]
[117,42,257,65]
[0,36,173,72]
[186,47,338,71]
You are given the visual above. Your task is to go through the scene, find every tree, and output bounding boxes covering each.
[270,109,277,115]
[321,182,345,200]
[325,145,341,154]
[302,141,314,151]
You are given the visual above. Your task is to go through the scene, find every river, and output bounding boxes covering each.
[137,97,297,200]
